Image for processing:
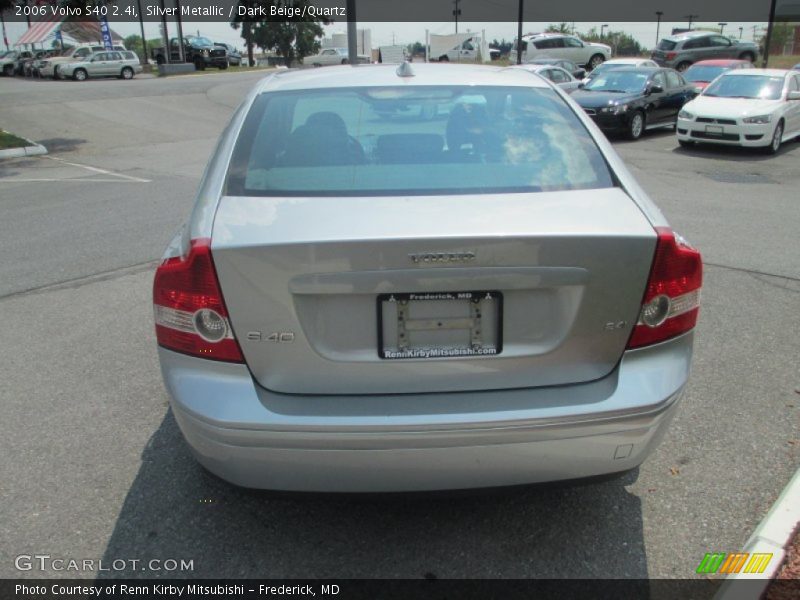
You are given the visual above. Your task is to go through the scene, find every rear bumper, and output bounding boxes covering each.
[158,332,693,492]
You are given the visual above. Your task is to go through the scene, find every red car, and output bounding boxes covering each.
[683,59,753,93]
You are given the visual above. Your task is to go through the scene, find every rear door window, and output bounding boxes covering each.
[227,86,614,196]
[666,70,684,88]
[657,40,677,51]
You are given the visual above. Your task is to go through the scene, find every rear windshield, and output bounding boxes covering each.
[657,40,677,51]
[226,86,613,196]
[684,65,726,83]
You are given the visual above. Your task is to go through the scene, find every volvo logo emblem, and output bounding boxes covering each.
[408,251,476,264]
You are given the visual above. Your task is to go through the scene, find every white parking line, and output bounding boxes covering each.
[42,155,151,182]
[2,178,144,183]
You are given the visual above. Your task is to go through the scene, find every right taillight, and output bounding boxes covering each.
[665,52,677,60]
[627,227,702,349]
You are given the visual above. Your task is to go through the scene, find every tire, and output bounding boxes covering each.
[194,58,205,71]
[2,64,12,76]
[312,63,321,67]
[156,55,165,66]
[762,120,784,155]
[341,58,348,65]
[588,54,605,70]
[739,51,755,63]
[439,55,450,62]
[73,68,87,81]
[675,61,692,72]
[219,63,228,70]
[678,139,695,148]
[120,67,134,80]
[627,111,645,141]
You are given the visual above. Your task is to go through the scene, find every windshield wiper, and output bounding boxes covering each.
[593,89,629,93]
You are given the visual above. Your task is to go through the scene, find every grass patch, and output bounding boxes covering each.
[0,130,33,150]
[766,55,800,69]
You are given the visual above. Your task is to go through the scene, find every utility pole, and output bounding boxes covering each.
[655,11,663,46]
[684,15,698,30]
[346,0,357,65]
[516,0,523,65]
[453,0,461,35]
[136,0,148,63]
[761,0,777,67]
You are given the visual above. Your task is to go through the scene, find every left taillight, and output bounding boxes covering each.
[627,227,702,349]
[153,238,244,362]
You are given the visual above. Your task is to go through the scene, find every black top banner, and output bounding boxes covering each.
[4,0,798,24]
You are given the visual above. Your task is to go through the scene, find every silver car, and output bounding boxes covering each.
[154,64,702,492]
[509,64,582,93]
[60,50,142,81]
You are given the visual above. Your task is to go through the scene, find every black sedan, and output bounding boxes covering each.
[527,58,586,80]
[571,67,696,140]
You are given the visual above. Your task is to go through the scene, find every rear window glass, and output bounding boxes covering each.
[226,86,613,196]
[657,40,677,51]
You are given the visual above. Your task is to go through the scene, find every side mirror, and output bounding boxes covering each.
[788,91,800,101]
[649,84,664,94]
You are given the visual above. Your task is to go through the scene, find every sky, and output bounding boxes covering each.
[3,19,768,53]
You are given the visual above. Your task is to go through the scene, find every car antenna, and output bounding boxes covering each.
[396,61,414,78]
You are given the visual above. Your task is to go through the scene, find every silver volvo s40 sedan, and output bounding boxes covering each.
[154,64,702,492]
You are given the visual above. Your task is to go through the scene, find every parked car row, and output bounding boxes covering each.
[513,58,800,154]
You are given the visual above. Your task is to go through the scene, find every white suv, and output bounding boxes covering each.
[39,44,127,79]
[512,33,612,70]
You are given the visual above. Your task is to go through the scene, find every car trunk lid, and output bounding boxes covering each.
[211,189,656,395]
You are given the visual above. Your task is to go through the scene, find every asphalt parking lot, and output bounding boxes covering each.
[1,71,798,580]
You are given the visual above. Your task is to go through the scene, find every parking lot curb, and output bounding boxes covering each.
[714,465,800,599]
[0,141,48,159]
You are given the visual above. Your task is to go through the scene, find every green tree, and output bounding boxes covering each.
[545,23,572,34]
[232,1,329,66]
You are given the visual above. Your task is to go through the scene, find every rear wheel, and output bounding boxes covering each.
[194,58,205,71]
[120,66,134,80]
[4,64,14,76]
[675,61,692,72]
[588,54,605,70]
[627,111,645,141]
[73,68,87,81]
[739,51,755,63]
[762,120,784,155]
[438,55,450,62]
[341,58,348,65]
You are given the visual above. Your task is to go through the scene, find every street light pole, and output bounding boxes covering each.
[738,27,743,39]
[655,11,663,46]
[684,14,698,31]
[516,0,523,65]
[718,22,727,35]
[600,24,608,39]
[453,0,461,35]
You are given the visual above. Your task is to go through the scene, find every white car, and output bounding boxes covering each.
[512,33,612,70]
[584,58,659,81]
[308,47,370,66]
[676,69,800,154]
[509,64,581,94]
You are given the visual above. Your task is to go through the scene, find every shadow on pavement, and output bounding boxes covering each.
[98,410,648,579]
[34,137,87,154]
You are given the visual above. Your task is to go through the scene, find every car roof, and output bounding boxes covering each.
[258,63,551,93]
[719,68,790,77]
[691,59,750,66]
[603,58,652,65]
[666,30,719,41]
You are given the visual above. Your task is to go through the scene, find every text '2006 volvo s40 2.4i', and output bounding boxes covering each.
[153,63,702,492]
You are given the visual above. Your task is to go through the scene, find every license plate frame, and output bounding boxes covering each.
[705,125,724,135]
[377,291,503,360]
